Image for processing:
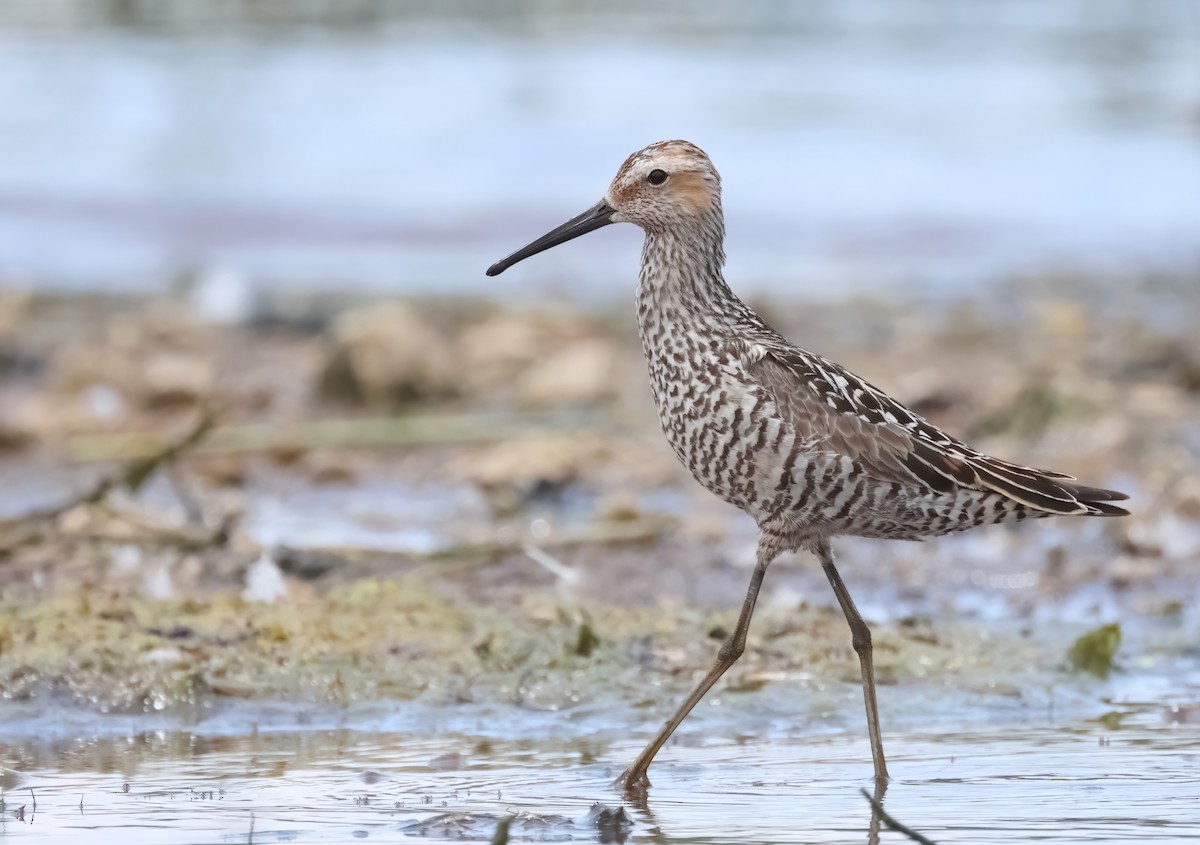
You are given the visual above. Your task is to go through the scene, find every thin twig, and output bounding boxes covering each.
[860,788,937,845]
[523,545,580,584]
[4,408,217,527]
[0,409,218,553]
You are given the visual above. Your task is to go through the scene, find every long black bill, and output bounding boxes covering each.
[486,200,615,276]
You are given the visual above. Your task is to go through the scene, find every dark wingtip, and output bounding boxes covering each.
[969,456,1132,518]
[1066,483,1130,516]
[486,262,506,277]
[1065,484,1130,503]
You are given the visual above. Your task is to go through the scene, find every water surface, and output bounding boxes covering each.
[2,713,1198,844]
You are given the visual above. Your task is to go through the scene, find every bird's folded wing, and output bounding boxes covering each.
[743,345,1127,516]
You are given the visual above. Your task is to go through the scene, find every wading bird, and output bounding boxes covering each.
[486,140,1128,791]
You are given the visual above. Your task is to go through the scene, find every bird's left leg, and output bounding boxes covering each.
[815,538,889,783]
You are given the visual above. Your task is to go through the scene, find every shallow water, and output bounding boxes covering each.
[2,711,1198,844]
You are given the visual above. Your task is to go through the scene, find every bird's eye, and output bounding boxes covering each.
[647,169,668,186]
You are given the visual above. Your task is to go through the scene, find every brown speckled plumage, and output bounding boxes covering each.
[487,139,1129,793]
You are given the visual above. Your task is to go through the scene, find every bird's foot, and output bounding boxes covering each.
[613,766,651,796]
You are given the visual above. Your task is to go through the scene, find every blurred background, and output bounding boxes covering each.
[1,0,1197,299]
[1,3,1199,843]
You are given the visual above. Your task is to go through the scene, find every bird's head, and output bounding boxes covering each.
[486,140,721,277]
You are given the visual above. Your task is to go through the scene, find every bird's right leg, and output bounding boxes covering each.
[616,540,777,793]
[815,538,889,783]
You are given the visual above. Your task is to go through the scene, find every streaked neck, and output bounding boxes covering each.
[636,213,739,321]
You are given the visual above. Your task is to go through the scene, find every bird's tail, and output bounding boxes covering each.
[968,455,1130,517]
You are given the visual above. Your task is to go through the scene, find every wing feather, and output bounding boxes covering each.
[741,342,1128,517]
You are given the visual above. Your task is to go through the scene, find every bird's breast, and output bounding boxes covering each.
[637,318,803,517]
